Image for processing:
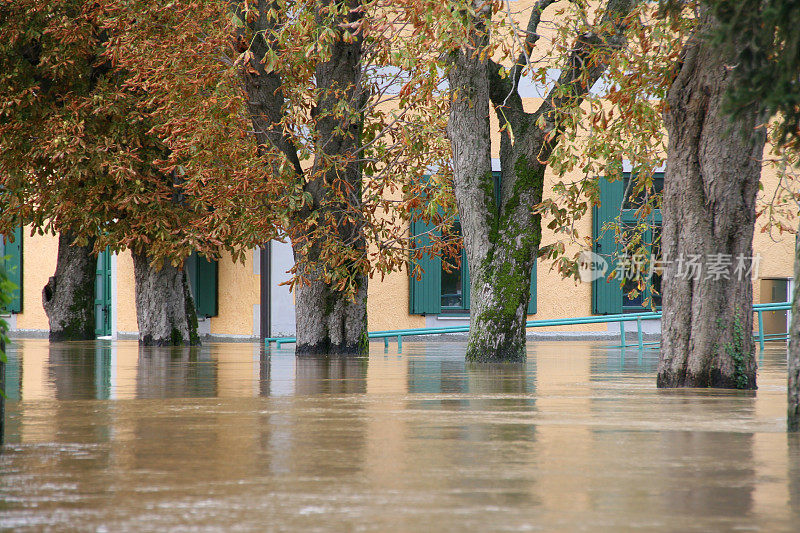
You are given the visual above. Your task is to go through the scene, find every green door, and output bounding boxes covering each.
[94,248,112,337]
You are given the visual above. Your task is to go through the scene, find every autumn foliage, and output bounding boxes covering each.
[0,0,455,294]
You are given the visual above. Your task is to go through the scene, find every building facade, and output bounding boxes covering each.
[3,157,794,340]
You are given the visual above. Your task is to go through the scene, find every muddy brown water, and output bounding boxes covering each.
[1,339,799,531]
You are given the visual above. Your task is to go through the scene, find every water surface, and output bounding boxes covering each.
[2,339,799,531]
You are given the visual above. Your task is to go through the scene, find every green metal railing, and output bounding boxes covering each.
[265,301,792,351]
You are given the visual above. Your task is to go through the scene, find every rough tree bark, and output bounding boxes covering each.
[132,250,199,346]
[291,0,368,356]
[788,229,800,429]
[657,13,766,389]
[42,232,97,341]
[448,0,635,361]
[235,0,368,355]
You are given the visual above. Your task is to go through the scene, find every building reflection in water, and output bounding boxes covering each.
[294,356,368,395]
[47,342,112,400]
[136,345,217,398]
[589,345,659,377]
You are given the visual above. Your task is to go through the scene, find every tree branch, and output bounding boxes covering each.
[533,0,638,157]
[513,0,559,88]
[231,0,303,176]
[488,0,559,134]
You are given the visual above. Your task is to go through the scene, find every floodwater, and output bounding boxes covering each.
[1,339,799,532]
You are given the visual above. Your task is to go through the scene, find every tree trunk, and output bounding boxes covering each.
[291,0,368,356]
[132,250,199,346]
[788,230,800,430]
[657,14,766,389]
[447,64,540,360]
[294,266,368,355]
[447,0,633,361]
[234,1,369,355]
[42,232,97,341]
[445,3,541,362]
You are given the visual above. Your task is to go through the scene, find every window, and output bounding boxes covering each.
[1,227,23,314]
[592,173,663,314]
[185,252,218,318]
[410,172,537,315]
[440,221,469,311]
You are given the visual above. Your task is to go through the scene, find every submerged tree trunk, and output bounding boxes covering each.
[132,251,199,346]
[234,0,368,355]
[657,14,765,389]
[294,267,368,356]
[291,0,368,356]
[447,0,634,361]
[42,232,96,341]
[788,229,800,430]
[446,16,539,361]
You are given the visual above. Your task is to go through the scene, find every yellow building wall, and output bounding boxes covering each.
[15,229,57,331]
[210,251,260,336]
[367,263,425,332]
[116,249,262,336]
[116,251,138,334]
[9,181,797,338]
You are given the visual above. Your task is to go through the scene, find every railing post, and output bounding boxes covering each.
[620,320,626,348]
[637,318,643,350]
[757,310,765,351]
[397,335,402,351]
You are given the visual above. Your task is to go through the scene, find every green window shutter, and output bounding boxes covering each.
[492,171,502,207]
[2,227,23,313]
[592,178,624,314]
[527,261,537,314]
[94,248,112,336]
[461,248,470,309]
[186,252,218,317]
[409,217,442,315]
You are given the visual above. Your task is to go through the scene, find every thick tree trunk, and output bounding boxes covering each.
[294,265,368,356]
[788,230,800,430]
[42,232,96,341]
[291,0,368,356]
[447,13,520,361]
[132,251,199,346]
[447,0,633,361]
[446,4,541,362]
[235,1,368,355]
[657,15,765,389]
